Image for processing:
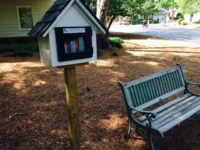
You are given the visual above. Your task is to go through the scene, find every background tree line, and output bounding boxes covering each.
[84,0,200,30]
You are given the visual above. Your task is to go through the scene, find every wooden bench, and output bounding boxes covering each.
[119,64,200,150]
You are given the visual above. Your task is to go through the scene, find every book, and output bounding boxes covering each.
[70,41,75,53]
[74,38,79,53]
[78,37,85,52]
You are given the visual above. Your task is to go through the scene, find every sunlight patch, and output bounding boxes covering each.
[33,80,46,86]
[98,113,127,131]
[95,60,118,67]
[127,50,161,56]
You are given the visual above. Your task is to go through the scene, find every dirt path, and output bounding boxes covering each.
[0,35,200,150]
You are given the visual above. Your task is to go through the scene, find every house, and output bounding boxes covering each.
[0,0,53,38]
[153,9,169,23]
[184,12,200,23]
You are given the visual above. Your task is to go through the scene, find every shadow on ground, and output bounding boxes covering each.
[0,34,200,150]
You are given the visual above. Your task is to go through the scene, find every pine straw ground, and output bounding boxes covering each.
[0,34,200,150]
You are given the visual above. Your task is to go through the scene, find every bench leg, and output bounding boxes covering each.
[148,131,155,150]
[125,119,132,139]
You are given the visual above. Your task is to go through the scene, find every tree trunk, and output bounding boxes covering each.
[107,16,116,32]
[96,0,109,26]
[96,0,109,49]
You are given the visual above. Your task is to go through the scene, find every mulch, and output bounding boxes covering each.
[0,35,200,150]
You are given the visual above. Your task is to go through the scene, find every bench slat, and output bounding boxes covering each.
[136,87,185,110]
[158,98,200,132]
[153,97,200,129]
[125,68,185,108]
[153,96,198,128]
[124,66,182,88]
[153,93,191,114]
[139,95,197,125]
[138,93,192,122]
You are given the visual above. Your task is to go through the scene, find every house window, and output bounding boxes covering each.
[17,6,33,30]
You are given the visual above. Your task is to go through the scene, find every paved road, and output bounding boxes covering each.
[110,24,200,46]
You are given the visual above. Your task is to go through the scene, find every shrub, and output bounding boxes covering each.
[8,51,34,57]
[109,37,124,48]
[176,13,184,20]
[150,19,159,24]
[131,17,143,25]
[195,20,200,24]
[180,20,187,25]
[177,18,184,25]
[0,42,39,53]
[111,50,119,57]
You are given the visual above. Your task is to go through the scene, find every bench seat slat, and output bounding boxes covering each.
[138,95,197,126]
[137,96,200,133]
[152,96,199,128]
[158,98,200,132]
[152,93,191,114]
[138,93,192,122]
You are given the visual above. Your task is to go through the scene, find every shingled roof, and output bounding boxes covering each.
[28,0,107,37]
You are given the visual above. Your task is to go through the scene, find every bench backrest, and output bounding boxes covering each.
[119,64,186,110]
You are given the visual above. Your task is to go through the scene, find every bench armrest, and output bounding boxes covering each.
[185,81,200,96]
[129,106,156,130]
[187,82,200,87]
[129,106,157,118]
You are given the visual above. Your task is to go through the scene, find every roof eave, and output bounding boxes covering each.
[76,0,107,34]
[42,0,107,37]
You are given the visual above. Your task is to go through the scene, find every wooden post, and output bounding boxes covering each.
[64,66,81,150]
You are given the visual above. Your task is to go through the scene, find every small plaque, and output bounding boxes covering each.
[63,28,86,34]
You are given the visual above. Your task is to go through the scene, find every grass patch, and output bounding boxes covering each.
[0,42,39,53]
[109,37,124,48]
[195,20,200,24]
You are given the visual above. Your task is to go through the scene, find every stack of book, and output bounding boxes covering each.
[64,37,85,54]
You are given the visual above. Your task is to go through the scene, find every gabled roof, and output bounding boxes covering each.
[28,0,107,37]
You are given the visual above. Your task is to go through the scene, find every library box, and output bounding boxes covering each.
[28,0,106,67]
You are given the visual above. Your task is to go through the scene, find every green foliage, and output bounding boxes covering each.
[177,18,187,25]
[122,0,160,18]
[175,0,200,14]
[8,51,34,57]
[109,37,124,48]
[84,0,97,13]
[108,0,126,17]
[0,42,39,53]
[195,20,200,24]
[131,17,143,25]
[180,20,187,25]
[175,12,184,20]
[177,18,184,24]
[149,19,159,24]
[158,0,177,9]
[111,50,119,57]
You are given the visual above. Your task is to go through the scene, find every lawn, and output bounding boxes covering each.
[0,34,200,150]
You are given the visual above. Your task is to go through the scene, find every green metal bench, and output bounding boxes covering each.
[119,64,200,150]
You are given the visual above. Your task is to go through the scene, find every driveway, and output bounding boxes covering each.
[110,24,200,46]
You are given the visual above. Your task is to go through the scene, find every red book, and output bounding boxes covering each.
[74,38,79,53]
